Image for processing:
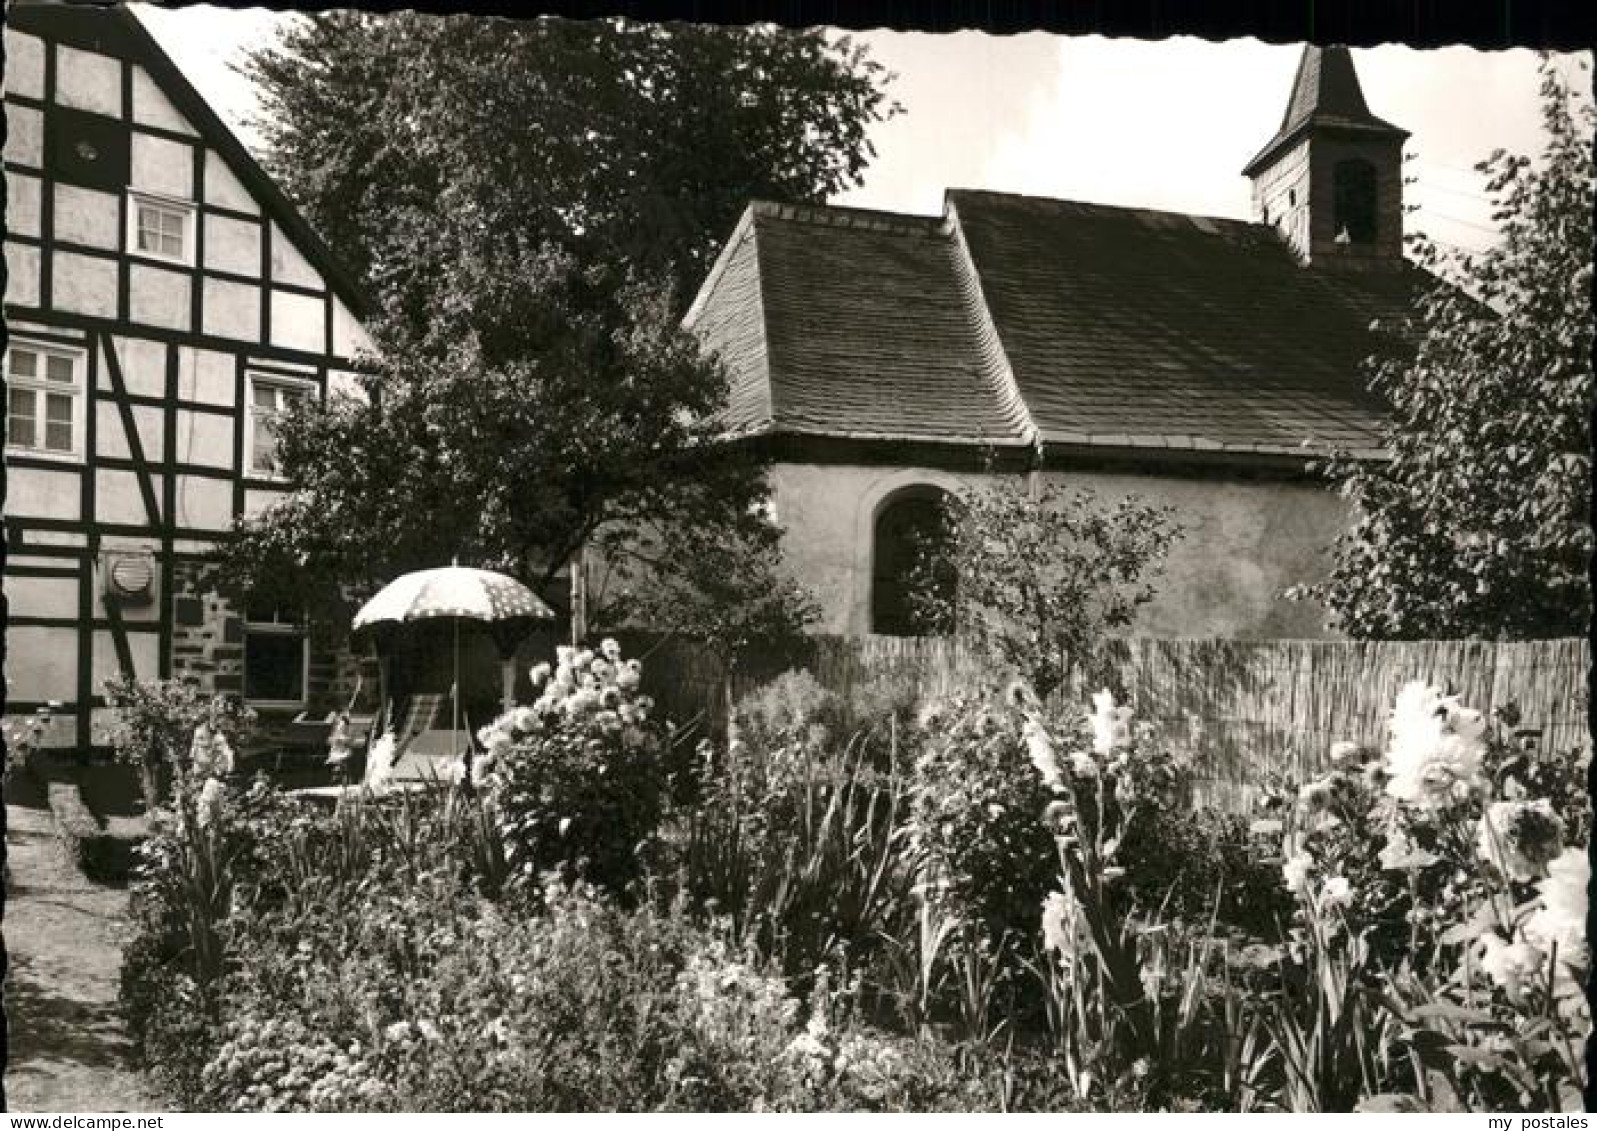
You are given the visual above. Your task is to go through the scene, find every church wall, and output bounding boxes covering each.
[768,459,1349,640]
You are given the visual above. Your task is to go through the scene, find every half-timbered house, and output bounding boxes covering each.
[4,3,375,750]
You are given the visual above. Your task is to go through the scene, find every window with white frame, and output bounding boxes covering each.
[242,593,308,707]
[5,341,84,458]
[246,373,314,478]
[127,193,194,265]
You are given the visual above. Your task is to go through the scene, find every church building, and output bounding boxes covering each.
[685,44,1422,639]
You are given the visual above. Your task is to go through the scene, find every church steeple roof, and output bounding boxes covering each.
[1242,45,1408,177]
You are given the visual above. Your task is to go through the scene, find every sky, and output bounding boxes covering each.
[133,4,1588,256]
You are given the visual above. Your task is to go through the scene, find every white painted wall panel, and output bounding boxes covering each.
[4,575,80,617]
[331,297,375,360]
[93,629,160,688]
[202,277,261,342]
[131,132,196,200]
[95,401,166,462]
[7,172,41,237]
[175,410,235,470]
[131,65,196,135]
[203,213,262,277]
[6,627,79,702]
[53,251,118,318]
[129,263,192,332]
[243,487,287,518]
[182,348,237,406]
[269,289,326,353]
[55,45,123,117]
[95,469,155,525]
[3,104,43,168]
[112,337,168,397]
[270,222,323,290]
[4,30,46,99]
[177,475,235,530]
[7,467,83,520]
[7,241,42,307]
[204,150,258,214]
[53,183,121,250]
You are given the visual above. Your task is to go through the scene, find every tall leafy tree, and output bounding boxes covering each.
[224,13,896,633]
[1299,57,1593,639]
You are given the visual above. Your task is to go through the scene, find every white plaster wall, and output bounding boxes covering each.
[202,277,261,341]
[175,409,235,470]
[204,213,262,277]
[769,460,1351,640]
[55,45,122,117]
[180,347,237,405]
[131,133,195,200]
[92,629,160,687]
[4,30,46,98]
[3,575,78,617]
[177,475,235,530]
[131,65,195,135]
[5,469,82,520]
[7,172,41,236]
[204,150,258,214]
[332,297,375,360]
[53,251,118,318]
[270,222,323,290]
[242,487,286,518]
[6,627,79,701]
[53,183,120,250]
[112,336,168,397]
[270,289,326,353]
[4,104,43,167]
[129,263,192,332]
[7,242,42,306]
[95,469,152,524]
[95,401,165,462]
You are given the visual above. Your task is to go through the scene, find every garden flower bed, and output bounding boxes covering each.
[118,643,1589,1112]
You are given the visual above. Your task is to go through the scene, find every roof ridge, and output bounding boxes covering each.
[749,199,950,237]
[945,188,1268,234]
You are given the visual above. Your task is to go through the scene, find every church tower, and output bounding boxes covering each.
[1243,45,1409,270]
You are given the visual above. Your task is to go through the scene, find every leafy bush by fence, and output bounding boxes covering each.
[634,634,1590,798]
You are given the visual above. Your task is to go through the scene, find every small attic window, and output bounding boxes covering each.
[1333,159,1378,245]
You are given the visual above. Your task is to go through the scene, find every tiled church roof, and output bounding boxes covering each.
[686,189,1425,461]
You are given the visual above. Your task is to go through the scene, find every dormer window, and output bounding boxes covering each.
[1332,159,1378,245]
[128,192,195,265]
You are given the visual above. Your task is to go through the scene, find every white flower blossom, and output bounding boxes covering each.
[1023,718,1064,790]
[1523,848,1590,970]
[1088,690,1134,757]
[1282,850,1314,896]
[1383,681,1486,808]
[1476,933,1546,1003]
[1476,799,1565,882]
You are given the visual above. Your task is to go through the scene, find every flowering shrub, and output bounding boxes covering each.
[481,639,666,899]
[1253,680,1590,1111]
[102,674,254,813]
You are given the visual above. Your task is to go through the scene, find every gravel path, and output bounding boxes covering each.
[5,778,162,1112]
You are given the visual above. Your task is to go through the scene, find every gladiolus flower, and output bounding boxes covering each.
[1282,850,1314,895]
[1476,933,1545,1003]
[1088,690,1134,757]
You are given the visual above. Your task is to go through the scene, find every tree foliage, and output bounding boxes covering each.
[1300,57,1594,640]
[911,480,1181,699]
[223,13,895,633]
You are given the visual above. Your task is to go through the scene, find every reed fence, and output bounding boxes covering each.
[631,633,1589,804]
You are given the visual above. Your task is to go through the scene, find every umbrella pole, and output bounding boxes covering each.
[452,618,461,756]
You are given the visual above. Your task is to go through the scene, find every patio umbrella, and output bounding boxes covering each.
[352,565,555,752]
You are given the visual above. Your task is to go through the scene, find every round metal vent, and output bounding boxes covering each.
[108,554,154,598]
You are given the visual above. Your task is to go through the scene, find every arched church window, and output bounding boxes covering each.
[1333,158,1378,244]
[871,488,956,636]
